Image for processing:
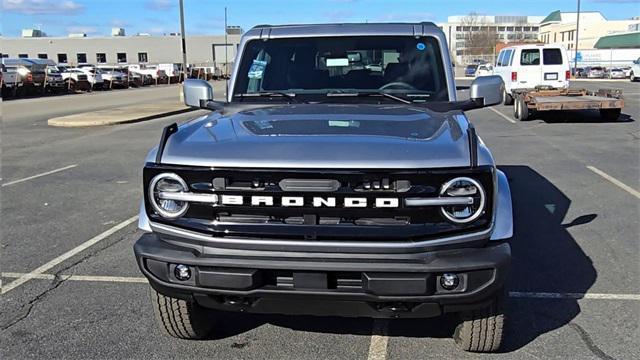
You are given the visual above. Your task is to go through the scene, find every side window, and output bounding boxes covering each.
[520,49,540,66]
[496,51,505,67]
[504,50,513,66]
[543,49,563,65]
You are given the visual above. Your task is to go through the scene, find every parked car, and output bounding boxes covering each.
[620,66,632,78]
[1,58,48,95]
[464,64,478,77]
[45,66,66,92]
[96,66,128,88]
[126,64,159,83]
[59,68,92,91]
[135,22,512,353]
[607,68,626,79]
[475,63,494,77]
[493,44,570,105]
[630,58,640,82]
[585,66,605,79]
[75,66,105,89]
[158,63,180,77]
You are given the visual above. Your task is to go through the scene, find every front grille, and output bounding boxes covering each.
[144,165,494,241]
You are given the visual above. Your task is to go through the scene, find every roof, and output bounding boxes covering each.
[541,10,562,24]
[594,32,640,49]
[247,22,441,38]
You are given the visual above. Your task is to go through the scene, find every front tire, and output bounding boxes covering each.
[149,286,215,340]
[631,72,636,82]
[454,295,505,352]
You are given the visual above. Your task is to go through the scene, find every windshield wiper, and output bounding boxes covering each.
[235,91,301,103]
[325,91,413,104]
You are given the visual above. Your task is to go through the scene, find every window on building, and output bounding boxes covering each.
[57,53,68,63]
[520,49,540,66]
[561,32,565,42]
[498,26,506,31]
[1,53,8,58]
[456,26,462,31]
[117,53,127,63]
[523,27,531,32]
[77,53,87,64]
[462,26,470,31]
[515,27,522,31]
[554,33,557,42]
[138,52,148,63]
[506,26,514,31]
[96,53,107,63]
[543,48,563,65]
[471,26,479,31]
[18,54,28,58]
[532,27,539,31]
[37,54,48,59]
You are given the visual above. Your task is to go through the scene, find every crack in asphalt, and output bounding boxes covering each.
[535,311,616,360]
[567,322,617,360]
[0,228,137,331]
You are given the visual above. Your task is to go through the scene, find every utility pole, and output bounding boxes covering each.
[179,0,188,81]
[224,6,228,96]
[574,0,581,75]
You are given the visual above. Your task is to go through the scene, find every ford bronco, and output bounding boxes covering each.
[134,22,513,352]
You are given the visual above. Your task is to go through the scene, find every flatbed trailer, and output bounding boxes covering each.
[512,88,624,121]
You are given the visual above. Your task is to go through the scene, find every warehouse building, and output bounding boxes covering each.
[1,28,242,71]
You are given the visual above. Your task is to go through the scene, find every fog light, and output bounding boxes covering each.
[440,273,459,290]
[174,264,191,281]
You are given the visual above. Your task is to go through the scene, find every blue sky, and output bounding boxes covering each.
[1,0,639,37]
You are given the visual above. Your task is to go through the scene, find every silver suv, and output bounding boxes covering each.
[134,22,512,353]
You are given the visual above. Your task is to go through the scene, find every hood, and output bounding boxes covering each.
[161,104,475,169]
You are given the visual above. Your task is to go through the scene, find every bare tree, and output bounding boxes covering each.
[461,13,498,57]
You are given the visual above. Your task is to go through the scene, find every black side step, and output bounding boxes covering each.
[155,123,178,164]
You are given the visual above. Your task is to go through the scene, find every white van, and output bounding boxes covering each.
[493,44,570,105]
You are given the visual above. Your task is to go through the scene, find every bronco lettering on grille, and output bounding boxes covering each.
[220,195,399,208]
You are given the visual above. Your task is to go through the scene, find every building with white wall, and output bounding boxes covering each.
[539,10,640,50]
[1,31,241,69]
[439,15,544,64]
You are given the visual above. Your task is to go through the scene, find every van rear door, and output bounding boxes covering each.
[541,48,569,88]
[517,48,541,89]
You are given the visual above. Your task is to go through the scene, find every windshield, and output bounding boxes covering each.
[233,36,448,101]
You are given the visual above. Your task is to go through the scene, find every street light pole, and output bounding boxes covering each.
[179,0,188,81]
[224,6,228,96]
[574,0,581,74]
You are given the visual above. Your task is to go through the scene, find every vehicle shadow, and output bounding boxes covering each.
[207,165,597,353]
[528,109,634,123]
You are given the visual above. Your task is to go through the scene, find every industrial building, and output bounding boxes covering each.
[439,15,545,64]
[1,28,242,70]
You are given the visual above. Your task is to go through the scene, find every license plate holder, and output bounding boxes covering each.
[545,73,558,80]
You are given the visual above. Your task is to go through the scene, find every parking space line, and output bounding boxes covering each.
[0,215,139,294]
[1,272,148,283]
[587,166,640,199]
[509,292,640,300]
[368,319,389,360]
[1,164,78,187]
[488,107,517,124]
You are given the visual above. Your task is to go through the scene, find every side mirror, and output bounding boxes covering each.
[469,75,503,107]
[183,79,213,108]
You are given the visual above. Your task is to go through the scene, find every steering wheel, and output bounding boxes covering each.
[379,82,416,91]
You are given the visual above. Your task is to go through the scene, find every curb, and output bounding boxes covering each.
[48,106,196,127]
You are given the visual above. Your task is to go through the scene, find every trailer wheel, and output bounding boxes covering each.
[514,96,529,121]
[502,89,513,105]
[600,109,621,121]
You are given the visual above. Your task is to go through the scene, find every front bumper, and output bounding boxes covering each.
[134,233,510,318]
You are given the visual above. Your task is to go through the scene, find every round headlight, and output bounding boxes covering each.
[149,173,189,219]
[439,177,485,224]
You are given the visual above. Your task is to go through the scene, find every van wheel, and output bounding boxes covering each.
[502,89,513,105]
[149,286,215,340]
[454,294,505,352]
[514,96,529,121]
[631,72,636,82]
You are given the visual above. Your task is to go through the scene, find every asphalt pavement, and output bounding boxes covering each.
[1,79,639,359]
